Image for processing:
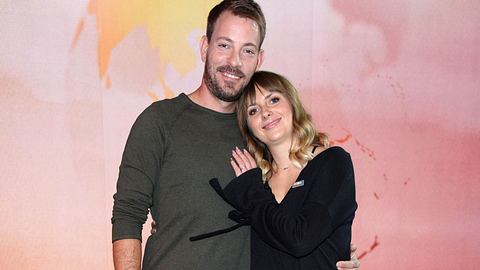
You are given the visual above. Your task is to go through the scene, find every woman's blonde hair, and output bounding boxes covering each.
[236,71,329,181]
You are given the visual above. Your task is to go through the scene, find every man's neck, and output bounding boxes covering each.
[188,84,236,113]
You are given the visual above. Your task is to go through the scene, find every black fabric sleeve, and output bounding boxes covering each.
[222,168,276,212]
[111,108,165,242]
[223,148,357,257]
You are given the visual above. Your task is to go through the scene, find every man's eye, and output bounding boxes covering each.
[218,43,229,49]
[244,49,256,55]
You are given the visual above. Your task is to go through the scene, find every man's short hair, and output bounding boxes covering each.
[206,0,266,48]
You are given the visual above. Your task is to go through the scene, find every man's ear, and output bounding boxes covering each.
[200,35,208,63]
[255,49,265,71]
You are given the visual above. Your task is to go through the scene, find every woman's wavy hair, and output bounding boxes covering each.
[236,71,329,181]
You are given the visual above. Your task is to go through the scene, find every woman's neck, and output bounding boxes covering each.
[268,140,294,171]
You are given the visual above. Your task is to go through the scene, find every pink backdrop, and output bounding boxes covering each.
[1,0,479,269]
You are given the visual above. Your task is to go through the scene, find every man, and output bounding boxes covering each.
[112,1,360,269]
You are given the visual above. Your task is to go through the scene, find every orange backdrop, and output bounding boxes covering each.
[1,0,479,269]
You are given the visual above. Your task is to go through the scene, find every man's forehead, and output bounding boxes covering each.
[212,11,261,44]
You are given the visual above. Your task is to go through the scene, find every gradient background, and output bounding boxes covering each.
[1,0,479,269]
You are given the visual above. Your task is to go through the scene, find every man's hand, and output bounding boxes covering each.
[151,220,157,234]
[336,243,360,270]
[113,239,142,270]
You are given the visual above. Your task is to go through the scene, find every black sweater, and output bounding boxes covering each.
[220,146,357,269]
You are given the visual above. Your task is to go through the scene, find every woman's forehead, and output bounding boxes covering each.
[247,85,269,104]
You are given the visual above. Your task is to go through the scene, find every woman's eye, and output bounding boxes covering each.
[270,97,280,104]
[248,108,258,115]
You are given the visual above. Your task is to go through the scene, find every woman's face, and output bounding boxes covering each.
[246,86,294,147]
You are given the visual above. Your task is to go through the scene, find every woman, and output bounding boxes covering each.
[192,71,357,269]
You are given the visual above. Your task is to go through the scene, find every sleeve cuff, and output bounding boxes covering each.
[223,168,275,211]
[112,220,143,243]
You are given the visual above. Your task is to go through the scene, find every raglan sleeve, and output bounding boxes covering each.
[111,107,166,242]
[223,147,357,257]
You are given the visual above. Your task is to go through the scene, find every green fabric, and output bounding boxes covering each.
[112,93,249,269]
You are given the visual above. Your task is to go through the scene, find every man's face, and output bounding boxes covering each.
[201,11,264,102]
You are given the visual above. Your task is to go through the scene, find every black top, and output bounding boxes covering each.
[208,146,357,269]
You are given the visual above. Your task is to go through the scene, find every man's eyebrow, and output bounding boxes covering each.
[216,37,259,50]
[243,42,259,50]
[216,37,233,43]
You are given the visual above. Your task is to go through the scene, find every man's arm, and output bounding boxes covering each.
[336,243,360,270]
[113,239,142,270]
[112,108,165,269]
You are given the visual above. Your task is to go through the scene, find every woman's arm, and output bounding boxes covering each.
[224,147,357,257]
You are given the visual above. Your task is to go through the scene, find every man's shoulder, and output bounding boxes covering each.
[144,93,189,116]
[140,94,194,122]
[129,93,190,133]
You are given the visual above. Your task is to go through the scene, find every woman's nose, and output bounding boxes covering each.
[262,109,271,119]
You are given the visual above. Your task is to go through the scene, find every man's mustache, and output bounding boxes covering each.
[217,65,245,78]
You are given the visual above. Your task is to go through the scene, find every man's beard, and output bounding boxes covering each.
[203,60,247,102]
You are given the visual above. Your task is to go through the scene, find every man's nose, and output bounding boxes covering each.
[227,50,242,67]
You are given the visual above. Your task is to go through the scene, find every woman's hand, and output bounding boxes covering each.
[230,147,257,177]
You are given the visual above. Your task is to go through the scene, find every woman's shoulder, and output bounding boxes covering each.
[303,146,354,188]
[313,145,349,158]
[310,146,352,167]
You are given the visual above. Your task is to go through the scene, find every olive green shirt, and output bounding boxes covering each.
[112,93,249,269]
